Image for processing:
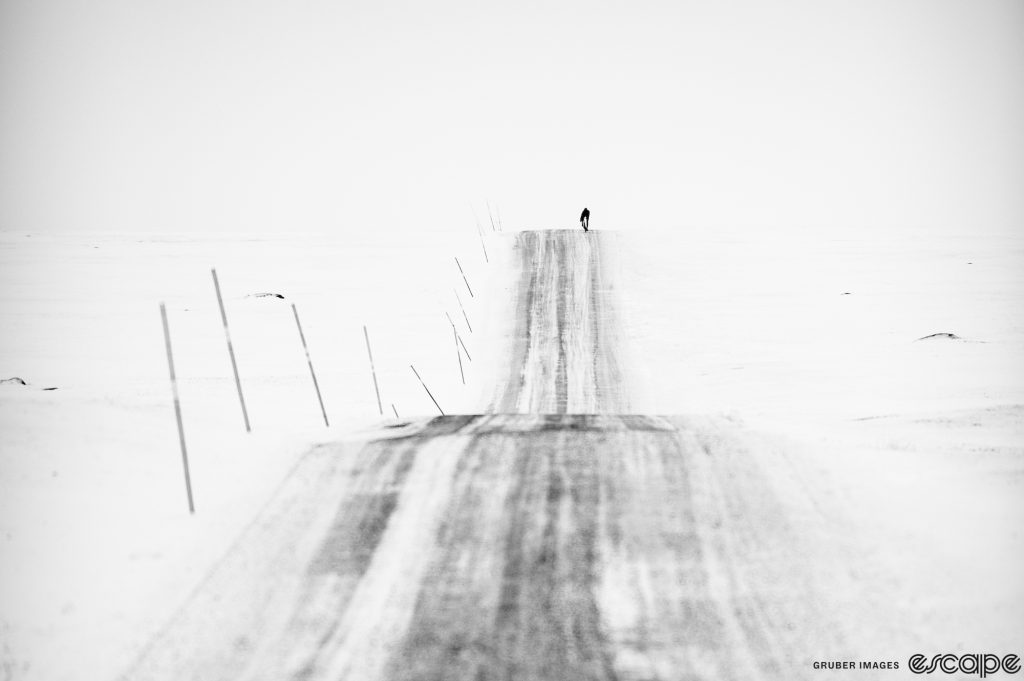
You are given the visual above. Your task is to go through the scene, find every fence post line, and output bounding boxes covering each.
[160,303,195,514]
[211,269,251,432]
[363,325,384,416]
[410,364,444,415]
[292,304,329,427]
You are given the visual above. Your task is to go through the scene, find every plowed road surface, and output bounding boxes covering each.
[126,231,1003,680]
[492,230,627,413]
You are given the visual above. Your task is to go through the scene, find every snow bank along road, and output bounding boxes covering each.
[125,230,1000,680]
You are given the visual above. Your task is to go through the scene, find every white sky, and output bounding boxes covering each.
[1,0,1022,236]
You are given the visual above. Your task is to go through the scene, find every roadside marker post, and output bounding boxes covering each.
[470,204,489,263]
[468,204,489,262]
[292,304,329,427]
[454,325,465,385]
[410,364,444,415]
[363,325,384,416]
[486,201,497,232]
[160,303,195,515]
[458,334,472,361]
[454,289,473,333]
[444,312,472,361]
[455,257,474,297]
[211,269,251,433]
[478,229,489,264]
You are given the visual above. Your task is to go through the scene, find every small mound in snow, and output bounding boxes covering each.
[247,292,285,300]
[916,332,961,341]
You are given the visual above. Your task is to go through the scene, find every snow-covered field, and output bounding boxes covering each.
[621,226,1024,424]
[1,224,1022,679]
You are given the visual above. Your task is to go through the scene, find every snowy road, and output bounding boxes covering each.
[124,230,1015,680]
[129,414,858,681]
[490,230,629,413]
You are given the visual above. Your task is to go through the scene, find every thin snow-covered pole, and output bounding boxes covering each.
[444,312,472,361]
[211,269,251,433]
[495,205,503,232]
[477,229,489,263]
[292,304,329,427]
[457,332,472,361]
[486,201,497,232]
[454,289,473,333]
[160,303,195,515]
[455,257,474,297]
[391,403,400,419]
[454,325,465,385]
[410,364,444,415]
[363,325,383,416]
[469,204,489,263]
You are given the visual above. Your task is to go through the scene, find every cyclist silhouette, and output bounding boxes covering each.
[580,207,590,232]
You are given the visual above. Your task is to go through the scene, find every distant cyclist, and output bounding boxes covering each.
[580,207,590,232]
